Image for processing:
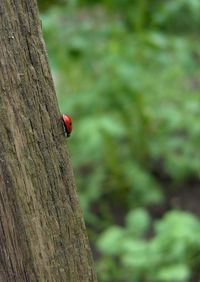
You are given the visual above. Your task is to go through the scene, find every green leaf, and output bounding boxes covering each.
[97,226,124,255]
[125,208,150,237]
[156,264,190,282]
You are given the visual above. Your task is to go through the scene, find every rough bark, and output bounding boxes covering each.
[0,0,97,281]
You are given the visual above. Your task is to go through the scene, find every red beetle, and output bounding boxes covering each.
[62,114,73,137]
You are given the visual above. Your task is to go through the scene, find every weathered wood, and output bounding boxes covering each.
[0,0,97,281]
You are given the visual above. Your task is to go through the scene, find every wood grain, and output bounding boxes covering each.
[0,1,97,281]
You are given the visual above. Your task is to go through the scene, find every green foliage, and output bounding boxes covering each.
[41,2,200,209]
[75,0,200,32]
[97,210,200,282]
[37,0,65,11]
[41,1,200,281]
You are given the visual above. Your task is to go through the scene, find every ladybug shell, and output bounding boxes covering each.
[62,114,72,137]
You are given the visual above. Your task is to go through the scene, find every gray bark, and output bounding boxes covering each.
[0,0,97,281]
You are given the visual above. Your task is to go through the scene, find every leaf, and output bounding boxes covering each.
[156,264,190,282]
[97,226,125,255]
[125,208,150,237]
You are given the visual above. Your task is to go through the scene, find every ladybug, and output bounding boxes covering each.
[62,114,73,137]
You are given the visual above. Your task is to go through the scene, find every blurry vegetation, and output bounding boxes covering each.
[38,0,65,11]
[39,0,200,281]
[98,210,200,282]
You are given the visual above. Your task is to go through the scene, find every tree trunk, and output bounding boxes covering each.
[0,1,97,281]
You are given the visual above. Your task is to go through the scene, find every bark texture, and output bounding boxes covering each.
[0,1,97,281]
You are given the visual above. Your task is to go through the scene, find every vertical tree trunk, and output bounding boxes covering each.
[0,1,97,281]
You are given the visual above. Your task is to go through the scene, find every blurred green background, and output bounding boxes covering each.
[38,1,200,281]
